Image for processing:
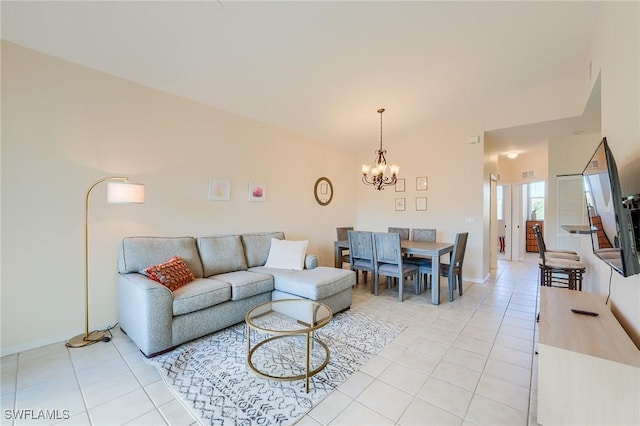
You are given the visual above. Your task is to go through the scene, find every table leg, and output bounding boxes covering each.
[305,331,310,393]
[431,254,440,305]
[246,323,251,353]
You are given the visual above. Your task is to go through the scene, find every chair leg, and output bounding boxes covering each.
[568,270,574,290]
[448,274,455,302]
[457,272,463,296]
[398,276,404,302]
[577,270,583,291]
[373,272,379,296]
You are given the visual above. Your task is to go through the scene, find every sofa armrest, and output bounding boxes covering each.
[305,254,318,269]
[117,272,173,356]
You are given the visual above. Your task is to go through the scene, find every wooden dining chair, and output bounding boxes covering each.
[388,227,410,241]
[372,232,419,301]
[347,230,375,288]
[418,232,468,302]
[405,228,437,266]
[336,227,354,268]
[411,228,437,242]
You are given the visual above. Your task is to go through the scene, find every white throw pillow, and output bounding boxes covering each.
[264,238,309,270]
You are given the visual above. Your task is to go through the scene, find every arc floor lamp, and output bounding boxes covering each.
[66,177,144,348]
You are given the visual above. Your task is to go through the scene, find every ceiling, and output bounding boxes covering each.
[487,74,602,157]
[1,1,602,152]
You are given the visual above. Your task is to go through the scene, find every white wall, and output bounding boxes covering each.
[498,146,548,187]
[1,42,358,355]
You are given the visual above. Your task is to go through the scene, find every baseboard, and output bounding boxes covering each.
[462,273,491,284]
[1,321,117,357]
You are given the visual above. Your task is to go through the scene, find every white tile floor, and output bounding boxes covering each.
[1,256,542,426]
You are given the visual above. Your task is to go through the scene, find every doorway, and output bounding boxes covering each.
[497,184,512,260]
[505,182,545,261]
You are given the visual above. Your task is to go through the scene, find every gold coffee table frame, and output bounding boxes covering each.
[245,299,332,393]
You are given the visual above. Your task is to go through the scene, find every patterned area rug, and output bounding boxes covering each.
[148,310,407,425]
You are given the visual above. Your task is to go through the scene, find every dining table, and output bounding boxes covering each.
[334,239,454,305]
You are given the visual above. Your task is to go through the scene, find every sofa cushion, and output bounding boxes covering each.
[241,232,285,267]
[197,235,248,276]
[264,238,308,270]
[212,271,274,301]
[140,256,195,292]
[249,266,355,300]
[118,237,204,278]
[171,278,231,316]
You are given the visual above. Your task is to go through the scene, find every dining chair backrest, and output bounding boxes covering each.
[348,231,374,262]
[336,227,354,241]
[532,224,547,262]
[448,232,469,275]
[388,227,410,241]
[373,232,403,265]
[411,228,437,242]
[532,223,544,248]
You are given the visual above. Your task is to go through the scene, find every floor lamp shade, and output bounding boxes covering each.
[107,181,145,203]
[66,177,145,348]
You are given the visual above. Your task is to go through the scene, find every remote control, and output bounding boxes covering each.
[571,308,599,316]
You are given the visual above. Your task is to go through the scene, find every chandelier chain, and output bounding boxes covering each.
[379,108,384,152]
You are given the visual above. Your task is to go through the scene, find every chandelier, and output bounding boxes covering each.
[361,108,399,190]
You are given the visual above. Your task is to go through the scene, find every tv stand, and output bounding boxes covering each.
[537,287,640,425]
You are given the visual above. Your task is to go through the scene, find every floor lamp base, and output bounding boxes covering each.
[66,330,108,348]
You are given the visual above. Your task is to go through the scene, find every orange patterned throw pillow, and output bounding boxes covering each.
[141,256,195,291]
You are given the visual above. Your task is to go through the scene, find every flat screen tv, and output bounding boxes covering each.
[582,137,640,277]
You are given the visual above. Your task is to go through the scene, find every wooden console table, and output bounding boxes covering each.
[538,287,640,425]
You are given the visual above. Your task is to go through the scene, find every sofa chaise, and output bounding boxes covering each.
[117,231,355,357]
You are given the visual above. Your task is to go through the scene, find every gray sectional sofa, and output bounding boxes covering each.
[117,231,355,357]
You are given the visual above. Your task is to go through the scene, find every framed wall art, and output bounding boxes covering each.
[416,176,428,191]
[416,197,427,211]
[248,183,267,202]
[395,178,405,192]
[314,177,333,206]
[395,198,406,211]
[208,178,230,201]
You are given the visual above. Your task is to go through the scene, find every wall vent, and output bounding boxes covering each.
[522,170,535,179]
[588,159,599,169]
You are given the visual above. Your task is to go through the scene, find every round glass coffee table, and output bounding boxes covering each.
[245,299,332,393]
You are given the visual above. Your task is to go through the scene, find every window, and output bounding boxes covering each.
[529,181,545,220]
